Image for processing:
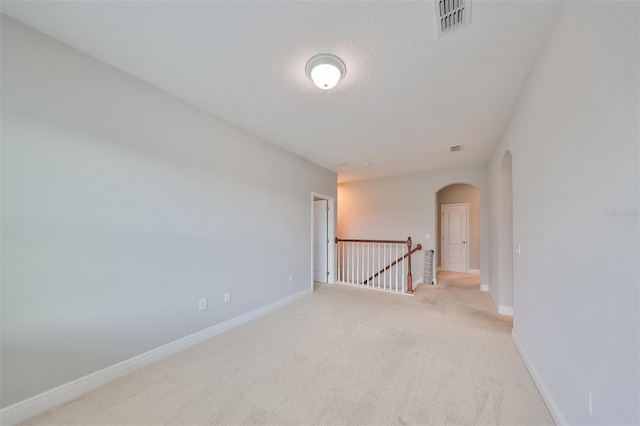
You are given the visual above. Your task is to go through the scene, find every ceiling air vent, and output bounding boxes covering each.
[450,144,464,152]
[435,0,471,37]
[333,161,348,167]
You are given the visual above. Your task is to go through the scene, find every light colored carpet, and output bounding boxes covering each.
[436,271,484,288]
[23,273,553,425]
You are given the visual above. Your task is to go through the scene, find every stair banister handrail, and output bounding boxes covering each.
[335,238,410,244]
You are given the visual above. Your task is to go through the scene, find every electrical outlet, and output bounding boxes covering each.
[289,274,294,282]
[224,292,230,303]
[426,233,431,240]
[515,244,521,255]
[198,298,207,311]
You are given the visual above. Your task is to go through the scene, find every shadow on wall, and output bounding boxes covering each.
[436,183,481,274]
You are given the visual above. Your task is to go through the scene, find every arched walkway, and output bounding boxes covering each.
[435,183,481,286]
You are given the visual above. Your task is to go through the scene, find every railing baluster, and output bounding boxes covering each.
[395,244,398,292]
[349,242,353,284]
[383,244,386,289]
[386,244,389,290]
[402,244,405,293]
[389,244,392,290]
[338,242,341,282]
[360,243,367,283]
[341,242,344,282]
[349,243,355,283]
[377,243,381,289]
[367,243,370,287]
[351,243,356,283]
[341,242,343,282]
[347,242,350,283]
[344,242,347,283]
[357,243,360,285]
[353,242,356,284]
[361,243,364,285]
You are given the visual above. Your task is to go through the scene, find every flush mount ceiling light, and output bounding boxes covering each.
[305,54,346,90]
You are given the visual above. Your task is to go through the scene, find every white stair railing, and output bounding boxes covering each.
[335,238,421,295]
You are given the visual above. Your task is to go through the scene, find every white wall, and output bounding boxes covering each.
[488,2,639,424]
[0,16,336,408]
[338,165,488,286]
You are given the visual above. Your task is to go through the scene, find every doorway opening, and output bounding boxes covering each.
[499,152,514,316]
[311,193,335,289]
[435,183,481,286]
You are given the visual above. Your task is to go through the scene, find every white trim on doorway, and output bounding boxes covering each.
[310,192,335,289]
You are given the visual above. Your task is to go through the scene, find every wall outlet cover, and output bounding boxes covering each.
[198,298,207,311]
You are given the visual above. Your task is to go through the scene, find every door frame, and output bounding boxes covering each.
[310,192,335,289]
[440,203,470,273]
[312,199,329,283]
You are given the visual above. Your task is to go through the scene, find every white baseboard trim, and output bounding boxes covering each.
[498,305,514,316]
[468,268,481,275]
[512,331,567,425]
[414,276,424,286]
[0,288,313,426]
[480,284,489,292]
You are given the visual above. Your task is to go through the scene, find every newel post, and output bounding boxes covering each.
[407,237,413,294]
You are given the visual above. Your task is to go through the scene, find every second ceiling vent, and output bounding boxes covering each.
[435,0,471,37]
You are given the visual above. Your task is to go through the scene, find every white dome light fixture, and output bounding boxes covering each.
[305,54,346,90]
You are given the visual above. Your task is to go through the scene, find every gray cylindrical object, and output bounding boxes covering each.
[423,250,435,285]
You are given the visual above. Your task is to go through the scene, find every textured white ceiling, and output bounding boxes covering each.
[1,1,560,182]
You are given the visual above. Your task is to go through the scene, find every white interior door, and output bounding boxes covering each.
[442,204,468,273]
[313,200,328,282]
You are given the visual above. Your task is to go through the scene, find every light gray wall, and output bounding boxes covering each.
[488,2,639,424]
[338,165,488,286]
[0,16,336,408]
[437,184,481,270]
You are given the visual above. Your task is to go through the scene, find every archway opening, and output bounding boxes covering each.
[435,183,481,288]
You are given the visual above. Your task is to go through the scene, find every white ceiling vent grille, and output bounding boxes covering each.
[435,0,471,37]
[450,144,464,152]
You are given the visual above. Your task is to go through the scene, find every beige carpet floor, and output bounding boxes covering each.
[23,273,553,425]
